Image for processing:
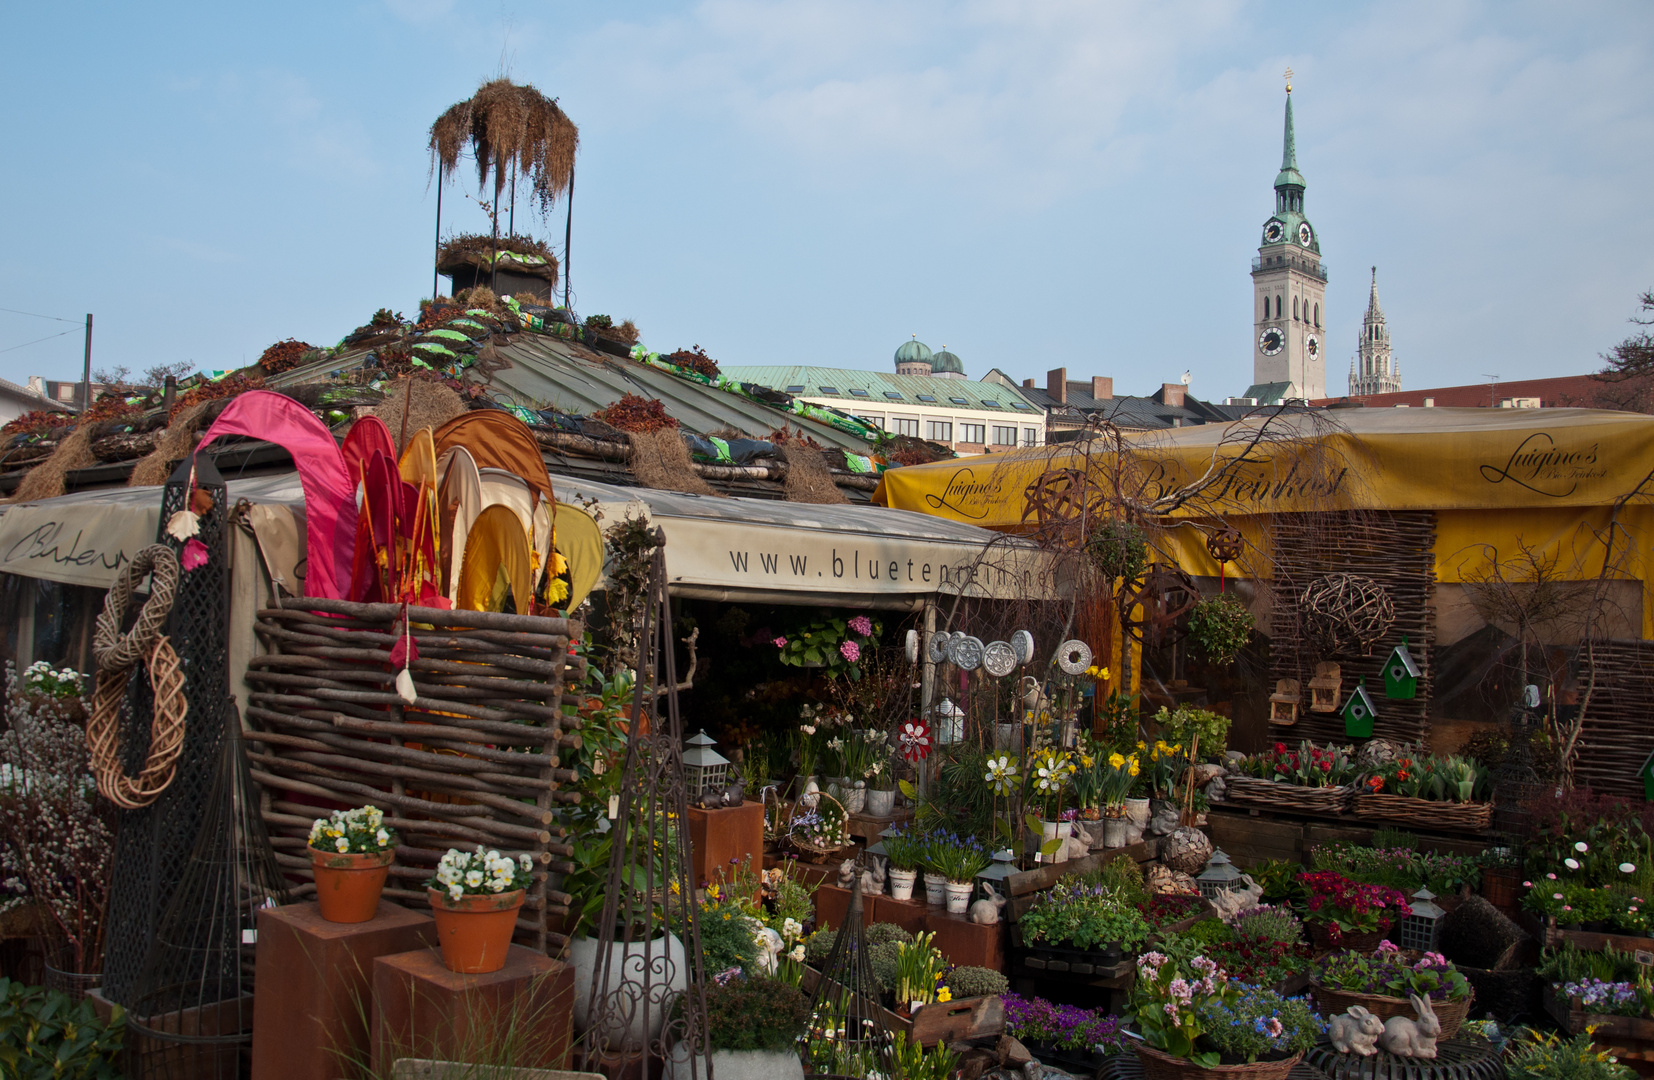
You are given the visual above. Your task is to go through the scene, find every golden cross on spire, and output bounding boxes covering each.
[1284,67,1294,92]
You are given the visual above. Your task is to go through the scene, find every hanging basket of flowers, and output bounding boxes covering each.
[1187,593,1255,666]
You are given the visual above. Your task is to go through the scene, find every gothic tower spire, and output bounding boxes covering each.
[1349,266,1400,396]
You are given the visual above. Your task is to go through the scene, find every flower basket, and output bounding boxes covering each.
[1544,985,1654,1041]
[1350,792,1493,831]
[1222,777,1353,815]
[1133,1043,1303,1080]
[787,791,855,863]
[1309,983,1473,1040]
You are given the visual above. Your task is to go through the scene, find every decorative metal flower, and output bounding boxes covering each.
[984,754,1019,795]
[899,719,931,762]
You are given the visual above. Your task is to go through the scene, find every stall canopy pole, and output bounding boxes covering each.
[919,597,936,798]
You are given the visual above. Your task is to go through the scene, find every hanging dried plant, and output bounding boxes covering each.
[429,79,579,216]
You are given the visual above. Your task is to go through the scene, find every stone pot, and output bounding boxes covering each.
[865,787,896,817]
[1103,816,1128,848]
[569,932,689,1043]
[666,1043,804,1080]
[945,881,973,914]
[843,782,867,814]
[924,872,948,906]
[889,867,918,901]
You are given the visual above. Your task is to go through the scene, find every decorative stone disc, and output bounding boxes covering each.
[927,631,954,664]
[982,641,1017,677]
[905,629,919,665]
[950,635,985,671]
[1011,630,1035,665]
[1056,639,1093,675]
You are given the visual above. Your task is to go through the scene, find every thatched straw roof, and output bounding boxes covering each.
[429,79,579,214]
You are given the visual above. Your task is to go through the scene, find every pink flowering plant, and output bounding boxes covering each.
[774,612,881,681]
[1131,951,1322,1065]
[1297,870,1411,939]
[1315,941,1472,1002]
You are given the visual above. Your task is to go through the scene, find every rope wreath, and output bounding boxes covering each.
[1300,572,1395,657]
[86,544,189,809]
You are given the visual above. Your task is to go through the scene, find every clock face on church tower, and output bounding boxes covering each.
[1259,327,1285,356]
[1298,222,1314,246]
[1263,220,1284,244]
[1306,334,1321,360]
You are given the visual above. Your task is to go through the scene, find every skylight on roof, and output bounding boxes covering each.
[949,396,970,405]
[1011,401,1031,410]
[917,394,937,402]
[819,386,839,394]
[884,391,904,399]
[786,385,805,393]
[982,399,1000,407]
[850,388,869,396]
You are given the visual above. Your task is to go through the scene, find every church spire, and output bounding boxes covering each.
[1367,266,1382,316]
[1281,71,1298,173]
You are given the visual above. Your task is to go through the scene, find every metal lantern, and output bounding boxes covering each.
[683,729,729,796]
[1399,887,1445,952]
[975,848,1018,892]
[933,698,965,745]
[1196,849,1246,902]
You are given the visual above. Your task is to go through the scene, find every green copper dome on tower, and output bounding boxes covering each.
[930,346,964,376]
[1274,81,1306,191]
[894,335,933,368]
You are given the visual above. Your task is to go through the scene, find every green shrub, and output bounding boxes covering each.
[804,927,839,966]
[869,941,900,991]
[699,905,761,976]
[866,923,914,947]
[702,975,809,1052]
[1507,1029,1637,1080]
[0,978,126,1080]
[945,966,1009,998]
[1075,854,1149,907]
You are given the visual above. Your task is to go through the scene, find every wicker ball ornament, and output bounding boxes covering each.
[1301,573,1395,656]
[1161,826,1214,875]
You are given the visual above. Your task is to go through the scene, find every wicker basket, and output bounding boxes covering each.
[788,791,856,863]
[1134,1044,1303,1080]
[1222,778,1354,814]
[1309,984,1473,1040]
[1350,793,1493,830]
[1309,922,1391,954]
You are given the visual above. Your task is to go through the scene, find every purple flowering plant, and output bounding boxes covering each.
[1562,978,1649,1017]
[1314,941,1471,1002]
[1129,951,1234,1067]
[1003,993,1127,1053]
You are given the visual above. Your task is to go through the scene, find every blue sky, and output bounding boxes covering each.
[2,1,1651,402]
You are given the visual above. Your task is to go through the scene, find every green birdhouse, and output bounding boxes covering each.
[1344,679,1379,738]
[1384,636,1421,700]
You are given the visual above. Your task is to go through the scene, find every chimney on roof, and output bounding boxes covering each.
[1161,383,1186,408]
[1091,376,1113,401]
[1047,368,1067,404]
[1021,378,1035,389]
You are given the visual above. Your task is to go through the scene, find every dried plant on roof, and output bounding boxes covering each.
[169,372,265,422]
[2,409,75,438]
[429,79,579,217]
[665,346,719,379]
[596,393,677,433]
[257,338,317,376]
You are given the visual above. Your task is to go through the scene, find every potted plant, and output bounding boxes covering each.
[1027,746,1076,859]
[1004,992,1128,1074]
[894,931,947,1012]
[1355,752,1493,829]
[666,973,808,1080]
[1227,741,1359,814]
[1312,942,1475,1038]
[1186,593,1255,667]
[1019,881,1151,965]
[1506,1029,1638,1080]
[1297,870,1411,952]
[881,825,926,902]
[426,845,533,973]
[309,805,398,923]
[1099,751,1139,847]
[864,736,897,818]
[927,833,991,914]
[1130,952,1317,1080]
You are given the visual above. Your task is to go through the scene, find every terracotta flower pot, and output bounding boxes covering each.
[427,887,525,973]
[311,847,395,923]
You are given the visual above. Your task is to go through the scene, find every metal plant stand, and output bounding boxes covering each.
[805,863,894,1079]
[578,535,711,1079]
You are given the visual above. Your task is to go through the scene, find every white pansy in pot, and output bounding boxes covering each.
[429,845,534,903]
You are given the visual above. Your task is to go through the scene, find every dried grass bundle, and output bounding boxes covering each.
[429,79,579,216]
[372,378,466,451]
[127,400,215,487]
[627,430,717,496]
[10,424,98,502]
[780,441,848,504]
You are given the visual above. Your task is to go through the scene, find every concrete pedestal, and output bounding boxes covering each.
[371,946,574,1076]
[685,801,764,890]
[251,900,436,1080]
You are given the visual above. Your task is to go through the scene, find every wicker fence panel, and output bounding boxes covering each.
[1574,639,1654,798]
[1268,511,1436,745]
[243,598,583,954]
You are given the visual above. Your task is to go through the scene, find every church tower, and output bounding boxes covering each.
[1248,72,1327,402]
[1349,267,1400,396]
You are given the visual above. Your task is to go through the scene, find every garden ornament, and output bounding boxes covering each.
[1055,639,1093,675]
[1205,776,1227,804]
[982,640,1018,677]
[1059,834,1090,862]
[1328,1007,1385,1056]
[1145,863,1199,895]
[859,855,886,897]
[950,635,985,671]
[1148,800,1181,836]
[1011,629,1035,665]
[1209,875,1264,921]
[1161,826,1214,875]
[969,883,1007,925]
[721,777,747,807]
[1018,676,1050,717]
[1377,995,1441,1059]
[837,858,857,888]
[754,925,784,975]
[927,631,955,663]
[905,628,919,664]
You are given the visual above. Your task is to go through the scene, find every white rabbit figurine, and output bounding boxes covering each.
[969,882,1008,925]
[1327,1006,1385,1056]
[1378,994,1441,1059]
[837,858,857,888]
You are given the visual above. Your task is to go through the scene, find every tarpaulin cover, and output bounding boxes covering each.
[197,390,355,598]
[432,411,554,510]
[437,446,483,607]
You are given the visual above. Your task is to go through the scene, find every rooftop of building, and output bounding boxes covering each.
[718,364,1042,415]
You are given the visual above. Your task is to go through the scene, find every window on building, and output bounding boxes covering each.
[992,425,1017,445]
[1292,296,1299,320]
[1262,296,1269,319]
[959,423,985,444]
[849,388,869,397]
[1314,303,1320,327]
[949,396,970,405]
[981,399,1000,408]
[858,414,885,429]
[1023,427,1040,446]
[917,394,938,402]
[786,385,805,393]
[927,420,953,442]
[1275,295,1282,318]
[1011,401,1031,410]
[893,417,919,437]
[884,391,904,399]
[818,386,839,394]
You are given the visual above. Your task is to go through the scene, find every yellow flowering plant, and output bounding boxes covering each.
[308,805,397,855]
[1026,747,1076,820]
[1098,751,1139,812]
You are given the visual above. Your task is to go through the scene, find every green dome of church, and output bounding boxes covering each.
[930,347,964,375]
[894,337,932,367]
